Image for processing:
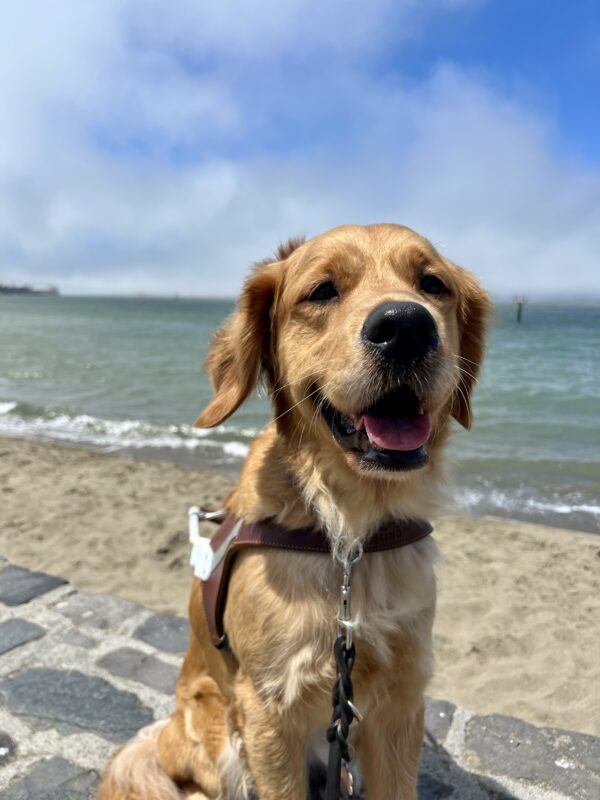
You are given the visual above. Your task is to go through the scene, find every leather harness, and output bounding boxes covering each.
[199,514,433,649]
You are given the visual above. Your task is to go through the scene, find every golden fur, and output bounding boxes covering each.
[99,223,490,800]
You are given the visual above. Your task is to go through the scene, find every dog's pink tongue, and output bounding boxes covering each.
[359,413,432,451]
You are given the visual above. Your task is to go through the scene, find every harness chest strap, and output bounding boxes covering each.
[191,514,433,648]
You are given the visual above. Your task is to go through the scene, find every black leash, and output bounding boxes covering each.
[325,636,357,799]
[324,545,363,799]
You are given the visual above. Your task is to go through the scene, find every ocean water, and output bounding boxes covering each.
[1,296,599,533]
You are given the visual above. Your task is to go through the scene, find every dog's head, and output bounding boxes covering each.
[197,224,490,478]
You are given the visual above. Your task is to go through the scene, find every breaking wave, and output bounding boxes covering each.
[0,399,252,468]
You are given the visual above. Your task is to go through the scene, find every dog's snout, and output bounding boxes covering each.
[361,301,439,365]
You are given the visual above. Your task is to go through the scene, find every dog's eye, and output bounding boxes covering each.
[306,281,339,303]
[420,275,447,296]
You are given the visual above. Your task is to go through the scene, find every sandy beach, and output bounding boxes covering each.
[1,435,599,736]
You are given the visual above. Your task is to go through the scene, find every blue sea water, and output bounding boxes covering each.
[0,296,598,533]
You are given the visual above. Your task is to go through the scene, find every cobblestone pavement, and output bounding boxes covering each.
[0,558,598,799]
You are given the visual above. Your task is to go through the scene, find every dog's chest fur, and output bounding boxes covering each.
[225,536,437,713]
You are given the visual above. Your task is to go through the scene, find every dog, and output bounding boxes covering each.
[98,223,490,800]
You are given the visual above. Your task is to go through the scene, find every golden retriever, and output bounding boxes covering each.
[98,223,490,800]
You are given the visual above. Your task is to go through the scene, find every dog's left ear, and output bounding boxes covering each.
[446,261,492,429]
[195,259,281,428]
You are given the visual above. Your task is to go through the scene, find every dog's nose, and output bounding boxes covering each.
[361,301,439,366]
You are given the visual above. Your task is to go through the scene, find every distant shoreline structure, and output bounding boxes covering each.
[0,283,60,296]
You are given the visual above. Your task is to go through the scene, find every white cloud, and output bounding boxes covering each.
[0,1,598,297]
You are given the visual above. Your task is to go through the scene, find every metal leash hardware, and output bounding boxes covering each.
[188,506,227,542]
[325,543,363,800]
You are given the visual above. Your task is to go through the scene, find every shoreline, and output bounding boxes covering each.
[3,430,599,535]
[1,434,599,735]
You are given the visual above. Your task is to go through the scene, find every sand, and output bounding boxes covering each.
[1,435,599,735]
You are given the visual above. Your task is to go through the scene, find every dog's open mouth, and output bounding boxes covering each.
[317,385,432,471]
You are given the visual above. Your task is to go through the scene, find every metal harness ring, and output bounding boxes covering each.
[335,541,364,569]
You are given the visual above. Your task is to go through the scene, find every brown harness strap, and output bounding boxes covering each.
[201,515,433,648]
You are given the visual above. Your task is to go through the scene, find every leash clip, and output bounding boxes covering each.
[335,543,363,655]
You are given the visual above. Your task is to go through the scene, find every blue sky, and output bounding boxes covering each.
[1,0,599,296]
[394,1,600,160]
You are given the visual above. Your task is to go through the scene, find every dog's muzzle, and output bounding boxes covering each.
[314,301,440,472]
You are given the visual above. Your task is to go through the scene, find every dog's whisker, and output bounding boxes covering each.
[271,381,336,424]
[453,379,471,418]
[271,370,329,399]
[451,354,481,387]
[456,366,480,388]
[305,387,333,441]
[454,354,483,369]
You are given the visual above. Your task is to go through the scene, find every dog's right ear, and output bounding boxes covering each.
[195,259,281,429]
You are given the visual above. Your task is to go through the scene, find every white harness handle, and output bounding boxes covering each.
[188,506,237,582]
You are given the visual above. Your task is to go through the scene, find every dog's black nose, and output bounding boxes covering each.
[362,301,439,366]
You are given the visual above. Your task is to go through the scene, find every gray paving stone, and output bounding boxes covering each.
[3,756,98,800]
[419,744,514,800]
[134,613,189,653]
[465,713,600,799]
[55,592,142,631]
[418,772,456,799]
[0,556,597,800]
[61,630,97,649]
[0,668,154,742]
[425,698,456,745]
[0,730,17,767]
[0,618,46,655]
[98,646,179,694]
[0,565,66,606]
